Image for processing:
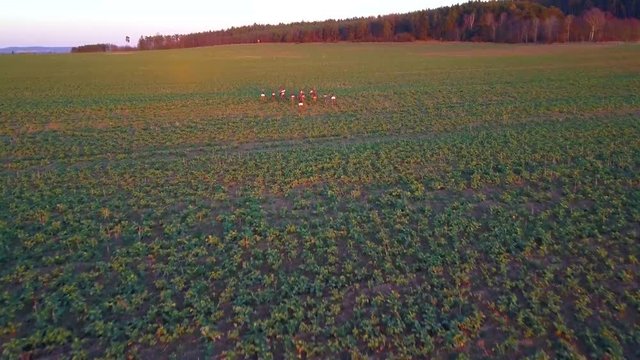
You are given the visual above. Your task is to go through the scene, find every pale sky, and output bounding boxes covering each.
[0,0,459,47]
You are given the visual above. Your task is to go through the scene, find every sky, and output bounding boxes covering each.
[0,0,460,47]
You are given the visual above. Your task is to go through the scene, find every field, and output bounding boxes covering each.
[1,42,639,359]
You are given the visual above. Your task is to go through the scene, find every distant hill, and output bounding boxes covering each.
[0,47,71,54]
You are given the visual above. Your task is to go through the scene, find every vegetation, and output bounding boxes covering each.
[134,0,640,51]
[1,42,639,358]
[71,44,135,53]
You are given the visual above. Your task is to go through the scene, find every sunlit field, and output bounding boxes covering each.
[1,42,639,359]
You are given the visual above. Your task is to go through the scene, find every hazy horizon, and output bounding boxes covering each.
[1,0,460,47]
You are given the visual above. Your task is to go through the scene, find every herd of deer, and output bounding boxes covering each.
[260,87,337,111]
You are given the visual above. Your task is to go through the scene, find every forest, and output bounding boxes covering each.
[88,0,640,52]
[72,1,640,52]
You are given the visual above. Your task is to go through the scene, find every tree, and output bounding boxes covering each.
[483,12,498,41]
[446,7,462,40]
[413,12,429,40]
[382,18,394,41]
[532,17,541,42]
[322,22,340,42]
[354,19,369,41]
[497,11,509,42]
[583,7,607,40]
[464,12,476,30]
[564,14,575,41]
[460,12,475,40]
[543,15,560,42]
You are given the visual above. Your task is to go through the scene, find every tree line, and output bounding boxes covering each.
[73,0,640,53]
[71,44,135,53]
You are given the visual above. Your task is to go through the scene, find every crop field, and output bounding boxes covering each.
[1,42,639,359]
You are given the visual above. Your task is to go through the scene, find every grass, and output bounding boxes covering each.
[1,42,639,359]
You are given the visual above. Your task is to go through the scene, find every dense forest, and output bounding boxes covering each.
[72,0,640,52]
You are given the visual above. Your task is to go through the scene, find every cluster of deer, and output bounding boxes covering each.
[260,87,337,111]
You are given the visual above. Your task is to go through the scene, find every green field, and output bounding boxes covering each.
[1,42,639,359]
